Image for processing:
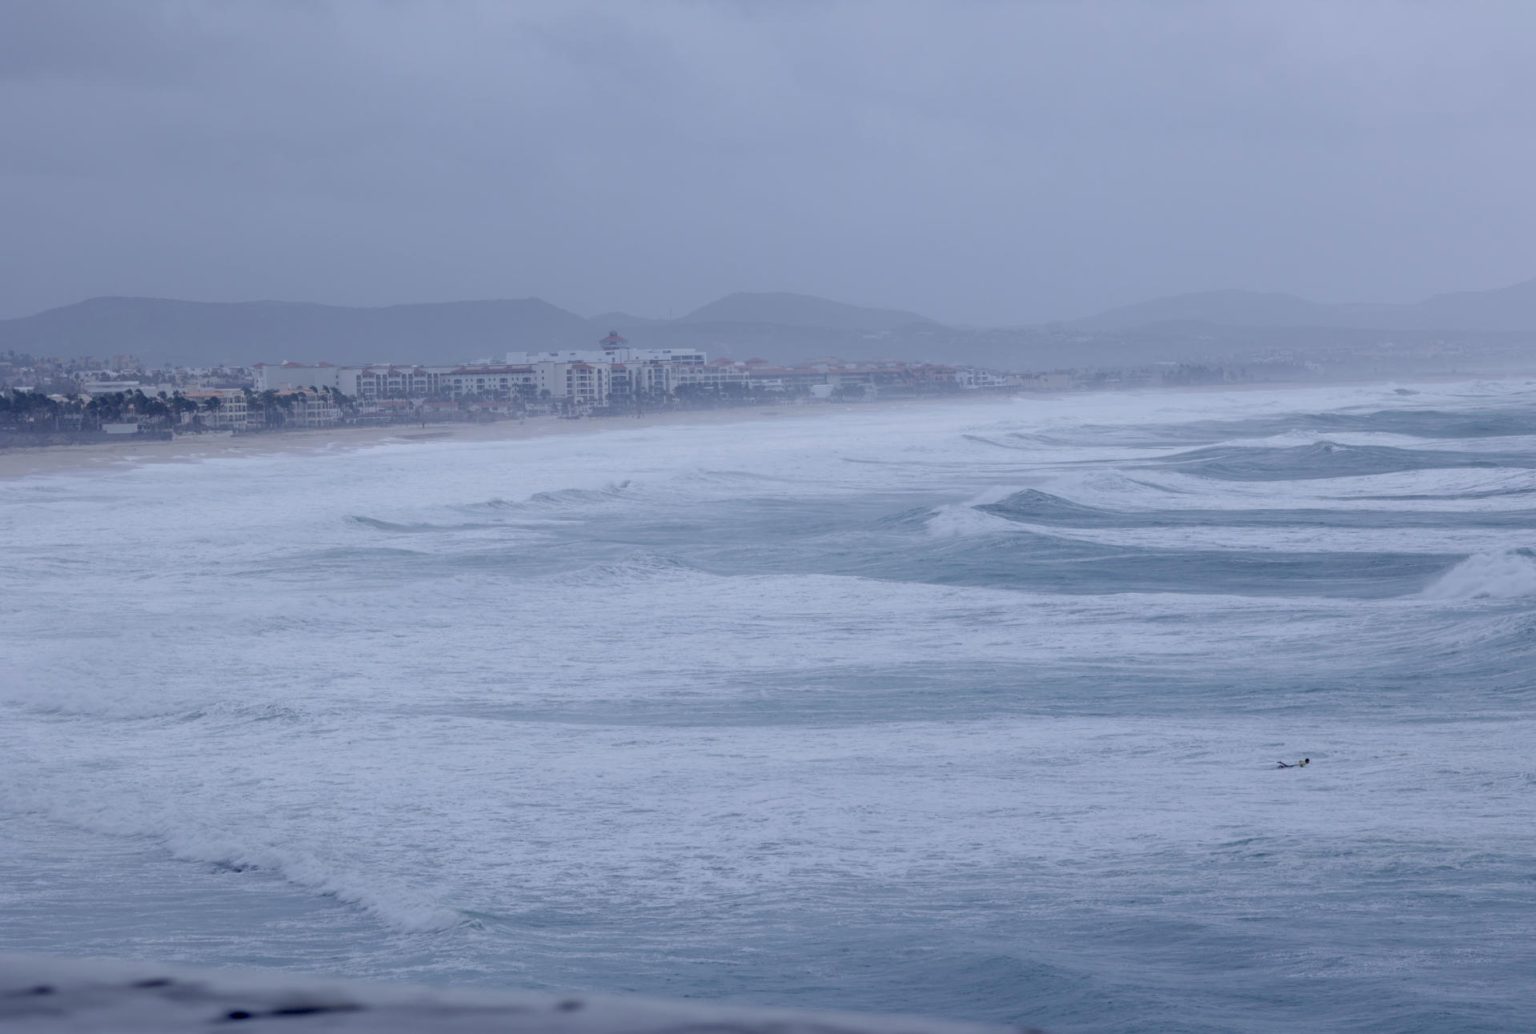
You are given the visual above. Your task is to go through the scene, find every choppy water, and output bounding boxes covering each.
[3,381,1535,1033]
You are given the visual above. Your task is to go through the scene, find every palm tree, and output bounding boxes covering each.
[170,392,199,429]
[256,389,282,428]
[330,387,356,423]
[138,396,171,426]
[84,395,108,430]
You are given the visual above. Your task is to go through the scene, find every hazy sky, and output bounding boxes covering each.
[3,1,1534,324]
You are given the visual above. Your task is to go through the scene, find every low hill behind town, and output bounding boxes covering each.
[0,296,593,368]
[678,291,935,331]
[4,281,1536,371]
[1078,279,1536,334]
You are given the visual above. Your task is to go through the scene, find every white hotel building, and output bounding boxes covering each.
[258,339,714,408]
[503,344,708,407]
[324,361,614,406]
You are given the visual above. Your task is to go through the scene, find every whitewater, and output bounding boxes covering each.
[3,381,1534,1033]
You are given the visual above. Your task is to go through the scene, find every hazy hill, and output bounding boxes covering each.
[1078,279,1536,334]
[1076,290,1339,331]
[679,292,934,331]
[0,296,596,367]
[0,292,945,368]
[6,278,1536,372]
[587,311,663,328]
[1414,278,1536,332]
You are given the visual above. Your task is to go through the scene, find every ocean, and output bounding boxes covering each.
[3,381,1534,1033]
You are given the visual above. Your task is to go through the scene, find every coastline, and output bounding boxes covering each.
[2,371,1516,482]
[0,395,1006,481]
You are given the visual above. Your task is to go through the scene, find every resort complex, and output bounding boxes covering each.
[1,333,1072,440]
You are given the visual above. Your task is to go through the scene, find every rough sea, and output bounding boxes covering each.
[3,380,1534,1033]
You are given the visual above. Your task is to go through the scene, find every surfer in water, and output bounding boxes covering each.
[1275,758,1310,769]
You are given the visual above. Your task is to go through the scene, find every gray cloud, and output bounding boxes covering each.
[2,0,1534,324]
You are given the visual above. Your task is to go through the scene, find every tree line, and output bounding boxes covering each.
[0,386,356,433]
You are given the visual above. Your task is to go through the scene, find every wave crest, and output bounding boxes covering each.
[1422,550,1536,599]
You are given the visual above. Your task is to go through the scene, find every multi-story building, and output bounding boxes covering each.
[306,345,987,411]
[171,389,256,430]
[254,362,342,392]
[282,391,342,428]
[553,362,611,408]
[175,388,340,430]
[440,365,540,400]
[337,361,610,408]
[505,337,707,408]
[952,368,1012,390]
[670,361,754,396]
[505,346,707,367]
[339,365,456,400]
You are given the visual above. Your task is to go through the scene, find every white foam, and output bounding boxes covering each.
[993,520,1533,555]
[5,379,1536,1016]
[923,487,1018,537]
[1421,550,1536,600]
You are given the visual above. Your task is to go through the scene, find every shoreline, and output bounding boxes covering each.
[0,395,1007,481]
[2,371,1525,482]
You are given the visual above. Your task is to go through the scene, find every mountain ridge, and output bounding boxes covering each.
[678,291,935,331]
[1077,278,1536,334]
[4,280,1535,369]
[0,292,945,367]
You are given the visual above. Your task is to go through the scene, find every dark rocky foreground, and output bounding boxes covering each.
[0,954,1042,1033]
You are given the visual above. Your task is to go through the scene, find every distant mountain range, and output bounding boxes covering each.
[0,292,937,367]
[0,296,595,368]
[676,291,932,331]
[3,281,1535,369]
[1078,278,1536,334]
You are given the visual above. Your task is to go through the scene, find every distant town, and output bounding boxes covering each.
[0,323,1514,446]
[0,329,1278,444]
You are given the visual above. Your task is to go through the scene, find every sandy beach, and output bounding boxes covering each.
[0,396,1003,481]
[4,373,1508,482]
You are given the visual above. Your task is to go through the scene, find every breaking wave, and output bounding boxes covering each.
[1422,549,1536,600]
[1148,440,1536,481]
[6,378,1536,1032]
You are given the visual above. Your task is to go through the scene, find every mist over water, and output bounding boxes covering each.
[3,382,1535,1033]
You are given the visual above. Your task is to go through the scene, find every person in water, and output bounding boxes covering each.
[1276,758,1311,769]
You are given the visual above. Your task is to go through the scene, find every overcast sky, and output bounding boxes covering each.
[2,1,1533,324]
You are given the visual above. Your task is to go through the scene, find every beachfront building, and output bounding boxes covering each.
[439,365,539,400]
[337,364,456,400]
[286,337,711,410]
[634,359,969,399]
[254,362,342,392]
[336,362,609,408]
[562,362,610,408]
[175,388,341,430]
[952,367,1012,390]
[505,345,708,367]
[669,360,754,397]
[292,343,987,413]
[177,389,254,430]
[606,360,676,402]
[79,379,146,395]
[281,390,343,428]
[505,339,707,409]
[434,361,609,407]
